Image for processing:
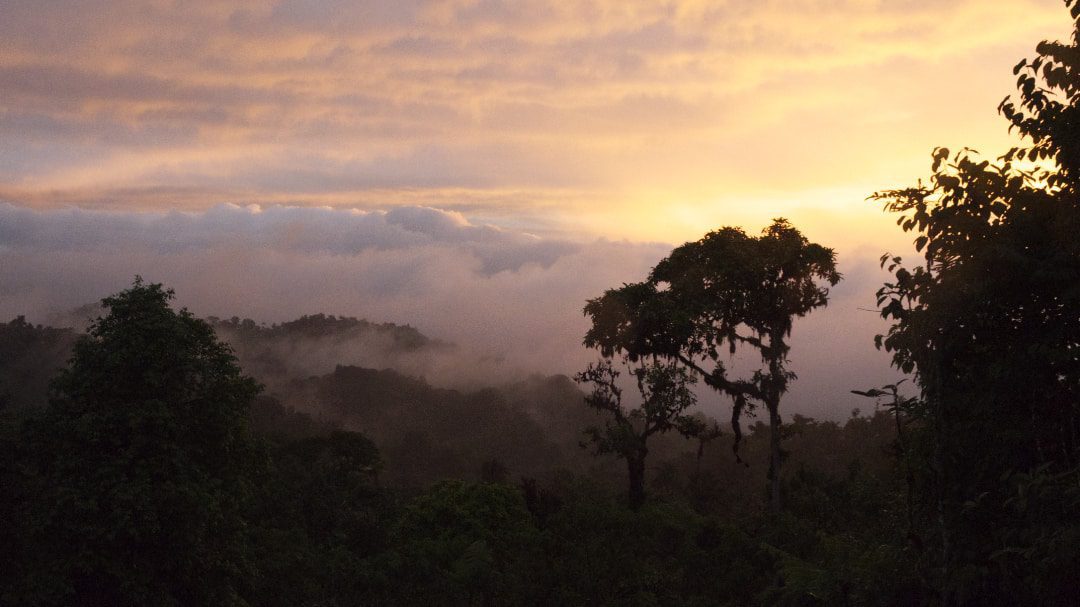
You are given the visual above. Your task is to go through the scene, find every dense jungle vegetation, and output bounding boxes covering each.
[3,3,1080,605]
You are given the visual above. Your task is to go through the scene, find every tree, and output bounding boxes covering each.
[250,430,386,607]
[378,480,542,606]
[575,358,717,510]
[0,316,78,411]
[584,219,839,512]
[7,278,261,606]
[871,3,1080,602]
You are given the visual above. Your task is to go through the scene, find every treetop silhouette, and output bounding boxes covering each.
[583,218,839,511]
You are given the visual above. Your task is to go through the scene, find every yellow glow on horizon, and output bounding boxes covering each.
[0,0,1073,249]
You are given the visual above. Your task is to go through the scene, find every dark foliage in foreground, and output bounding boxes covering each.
[868,2,1080,603]
[3,280,260,605]
[0,279,916,606]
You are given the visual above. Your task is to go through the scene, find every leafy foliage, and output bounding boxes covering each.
[4,279,261,606]
[871,4,1080,603]
[249,429,387,606]
[375,480,542,606]
[576,358,718,509]
[0,317,78,411]
[0,280,918,605]
[583,219,839,510]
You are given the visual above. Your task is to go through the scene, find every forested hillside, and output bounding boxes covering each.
[3,4,1080,606]
[1,286,907,605]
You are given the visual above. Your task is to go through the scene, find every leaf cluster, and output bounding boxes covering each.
[583,219,839,453]
[869,6,1080,601]
[576,358,717,460]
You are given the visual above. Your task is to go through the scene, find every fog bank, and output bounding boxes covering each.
[0,202,904,419]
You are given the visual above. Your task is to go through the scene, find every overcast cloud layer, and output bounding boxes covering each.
[0,0,1071,243]
[0,202,901,420]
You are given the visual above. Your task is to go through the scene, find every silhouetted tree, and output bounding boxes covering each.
[7,278,260,606]
[584,219,839,512]
[852,381,921,542]
[872,3,1080,602]
[576,358,717,509]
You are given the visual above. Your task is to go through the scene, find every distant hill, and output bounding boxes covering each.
[209,314,457,392]
[274,365,586,486]
[210,313,441,348]
[0,312,453,409]
[0,311,609,486]
[1,310,762,494]
[0,310,896,518]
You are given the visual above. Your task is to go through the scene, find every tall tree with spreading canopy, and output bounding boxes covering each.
[575,358,716,510]
[584,219,839,512]
[6,278,261,606]
[872,2,1080,602]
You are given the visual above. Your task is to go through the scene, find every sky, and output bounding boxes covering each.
[1,0,1073,418]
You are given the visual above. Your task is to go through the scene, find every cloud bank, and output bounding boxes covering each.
[0,202,902,420]
[0,0,1070,243]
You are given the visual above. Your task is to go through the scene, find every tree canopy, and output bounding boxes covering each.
[576,358,716,509]
[583,219,839,511]
[8,278,261,606]
[871,3,1080,602]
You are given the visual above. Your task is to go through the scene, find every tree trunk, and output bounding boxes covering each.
[766,402,782,514]
[627,450,647,510]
